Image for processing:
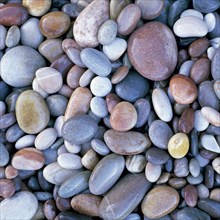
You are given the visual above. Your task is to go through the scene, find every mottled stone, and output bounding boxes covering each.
[0,179,15,198]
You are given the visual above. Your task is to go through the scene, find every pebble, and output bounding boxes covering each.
[12,147,45,170]
[198,199,220,218]
[212,157,220,174]
[104,129,151,155]
[148,120,173,149]
[0,3,28,26]
[100,173,151,220]
[0,112,16,130]
[189,158,200,177]
[111,66,129,85]
[178,108,194,134]
[35,192,53,201]
[170,74,198,104]
[184,184,198,207]
[146,147,169,165]
[66,48,85,68]
[5,25,20,48]
[211,47,220,80]
[141,186,179,219]
[214,80,220,99]
[0,191,38,220]
[174,157,189,177]
[126,154,146,173]
[58,153,82,170]
[6,123,24,143]
[73,0,109,47]
[205,165,214,188]
[81,149,99,170]
[35,128,57,150]
[43,200,57,220]
[5,165,18,179]
[98,19,118,45]
[210,188,220,202]
[145,162,161,183]
[110,101,137,131]
[89,154,125,195]
[128,21,177,81]
[90,76,112,97]
[201,134,220,153]
[22,0,51,16]
[79,69,95,87]
[168,178,186,189]
[91,139,110,156]
[152,88,173,122]
[90,97,107,118]
[206,12,220,38]
[80,48,112,77]
[115,70,149,102]
[39,11,71,38]
[201,106,220,127]
[62,115,98,144]
[180,9,203,20]
[0,25,7,50]
[117,4,141,35]
[197,184,209,199]
[173,16,208,37]
[207,47,216,60]
[110,0,131,20]
[0,179,15,198]
[188,38,210,58]
[179,60,195,76]
[168,133,189,159]
[1,46,46,87]
[58,171,90,198]
[15,134,36,149]
[16,90,50,134]
[71,194,101,217]
[193,0,220,13]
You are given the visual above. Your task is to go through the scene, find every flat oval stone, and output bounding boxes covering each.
[0,3,28,26]
[89,154,125,195]
[188,38,210,57]
[173,16,208,37]
[100,173,152,220]
[1,46,46,87]
[170,74,198,104]
[201,134,220,153]
[198,199,220,218]
[179,60,195,76]
[117,4,141,36]
[180,9,203,20]
[0,25,6,50]
[145,162,162,183]
[115,70,149,102]
[146,147,169,165]
[152,88,173,122]
[189,158,200,177]
[90,97,108,118]
[201,106,220,127]
[110,0,131,20]
[58,171,90,198]
[16,90,50,134]
[39,11,71,38]
[91,138,110,156]
[149,120,173,149]
[110,101,137,132]
[104,129,151,155]
[5,25,20,48]
[0,112,16,130]
[214,80,220,99]
[80,48,112,76]
[184,184,198,207]
[174,157,189,177]
[62,115,98,145]
[178,108,194,134]
[58,153,82,170]
[128,21,177,81]
[0,143,9,167]
[73,0,109,47]
[211,47,220,80]
[193,0,220,13]
[0,191,38,220]
[141,186,180,219]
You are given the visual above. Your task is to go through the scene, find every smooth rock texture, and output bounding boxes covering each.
[193,0,220,13]
[211,47,220,80]
[0,179,15,198]
[178,108,194,134]
[194,110,210,131]
[1,46,46,87]
[110,0,131,20]
[90,97,108,118]
[198,199,220,218]
[201,134,220,153]
[128,21,178,81]
[145,162,161,183]
[58,153,82,170]
[5,25,20,48]
[0,143,9,167]
[146,147,169,165]
[16,90,50,134]
[126,155,147,173]
[201,107,220,127]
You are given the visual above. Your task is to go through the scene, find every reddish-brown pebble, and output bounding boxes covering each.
[0,3,28,26]
[178,108,194,134]
[106,93,121,114]
[170,74,198,104]
[56,197,71,212]
[184,184,198,207]
[111,66,129,84]
[190,58,210,84]
[43,200,57,220]
[0,179,16,199]
[110,101,137,131]
[188,38,210,58]
[39,12,71,38]
[5,165,18,179]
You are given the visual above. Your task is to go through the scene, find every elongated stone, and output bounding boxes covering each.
[198,199,220,218]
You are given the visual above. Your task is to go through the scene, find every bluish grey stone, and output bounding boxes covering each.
[34,192,53,201]
[0,25,7,50]
[145,147,169,165]
[174,157,189,177]
[125,213,141,220]
[187,173,203,185]
[27,176,41,191]
[0,143,9,166]
[189,158,200,177]
[6,123,25,143]
[0,112,16,130]
[198,199,220,218]
[115,71,149,102]
[38,170,53,191]
[5,25,20,48]
[91,138,110,156]
[211,47,220,80]
[193,0,220,13]
[5,90,21,112]
[90,96,108,118]
[0,81,10,101]
[197,184,209,199]
[80,48,112,77]
[62,3,83,18]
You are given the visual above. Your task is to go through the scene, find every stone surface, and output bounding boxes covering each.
[201,107,220,127]
[58,153,82,170]
[201,134,220,153]
[128,21,178,81]
[110,0,131,20]
[212,157,220,174]
[146,147,169,165]
[145,162,162,183]
[5,25,20,48]
[178,108,194,134]
[211,47,220,80]
[188,38,210,58]
[126,154,146,173]
[180,9,203,20]
[184,184,198,207]
[193,0,220,13]
[0,179,15,198]
[198,199,220,218]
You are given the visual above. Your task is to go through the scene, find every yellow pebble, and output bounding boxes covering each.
[168,133,189,159]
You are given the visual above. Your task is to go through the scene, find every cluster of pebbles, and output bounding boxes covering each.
[0,0,220,219]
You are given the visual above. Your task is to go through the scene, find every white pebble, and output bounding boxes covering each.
[58,153,82,170]
[194,110,209,132]
[207,47,216,60]
[210,37,220,48]
[201,134,220,153]
[54,115,65,137]
[15,135,36,149]
[64,141,81,154]
[179,60,195,76]
[90,96,108,118]
[204,13,216,32]
[180,9,203,20]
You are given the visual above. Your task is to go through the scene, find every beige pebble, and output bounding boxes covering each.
[201,106,220,127]
[81,149,99,170]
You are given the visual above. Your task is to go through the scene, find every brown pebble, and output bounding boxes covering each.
[5,165,18,179]
[43,200,57,220]
[188,38,210,58]
[0,3,28,26]
[0,179,16,199]
[184,184,198,207]
[105,93,121,114]
[56,197,71,212]
[168,178,187,189]
[177,49,190,69]
[170,74,198,104]
[111,66,129,84]
[178,108,194,134]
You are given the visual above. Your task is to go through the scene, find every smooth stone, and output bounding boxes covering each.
[205,165,214,188]
[91,139,110,156]
[81,149,99,170]
[15,134,36,149]
[179,60,195,76]
[105,93,121,114]
[0,143,9,166]
[180,9,203,19]
[43,162,81,185]
[12,147,45,170]
[80,48,112,77]
[110,0,131,20]
[1,46,46,87]
[58,153,82,170]
[210,189,220,202]
[62,2,83,18]
[0,191,38,220]
[73,0,109,47]
[197,184,209,199]
[58,171,90,198]
[98,19,118,45]
[193,0,220,13]
[111,66,129,84]
[178,108,194,134]
[39,11,71,38]
[16,90,50,134]
[212,157,220,174]
[148,120,173,149]
[146,147,169,165]
[5,91,21,113]
[90,76,112,97]
[0,25,7,50]
[173,16,208,37]
[0,179,16,198]
[187,173,204,185]
[90,97,108,118]
[0,3,28,26]
[34,192,52,201]
[211,47,220,80]
[168,133,189,159]
[195,154,210,168]
[201,106,220,127]
[198,199,220,218]
[79,69,95,87]
[62,115,98,145]
[200,149,218,160]
[145,162,161,183]
[39,39,64,63]
[35,128,57,150]
[20,18,44,49]
[117,4,141,35]
[115,70,149,102]
[100,173,151,220]
[168,177,186,189]
[141,186,179,219]
[184,184,198,207]
[174,157,189,177]
[6,123,25,143]
[104,129,151,155]
[188,38,210,58]
[89,154,125,195]
[128,21,177,81]
[189,158,200,177]
[125,213,141,220]
[0,112,16,130]
[66,47,85,68]
[32,78,48,99]
[206,125,220,136]
[170,74,198,104]
[207,47,216,60]
[214,80,220,99]
[207,12,220,38]
[0,101,6,117]
[5,25,20,48]
[126,154,147,173]
[201,134,220,153]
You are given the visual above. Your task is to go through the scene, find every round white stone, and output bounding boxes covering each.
[58,153,82,170]
[207,47,216,60]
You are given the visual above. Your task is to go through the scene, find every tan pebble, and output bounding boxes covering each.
[210,189,220,202]
[111,66,129,84]
[212,157,220,174]
[81,149,99,170]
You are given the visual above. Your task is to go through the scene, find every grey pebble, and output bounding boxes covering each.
[6,123,25,143]
[198,198,220,218]
[34,192,53,201]
[0,25,7,50]
[5,25,20,48]
[145,147,169,165]
[197,184,210,199]
[0,143,9,166]
[189,158,200,177]
[174,157,189,177]
[0,112,16,130]
[90,96,108,118]
[91,138,110,156]
[211,47,220,80]
[187,173,203,185]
